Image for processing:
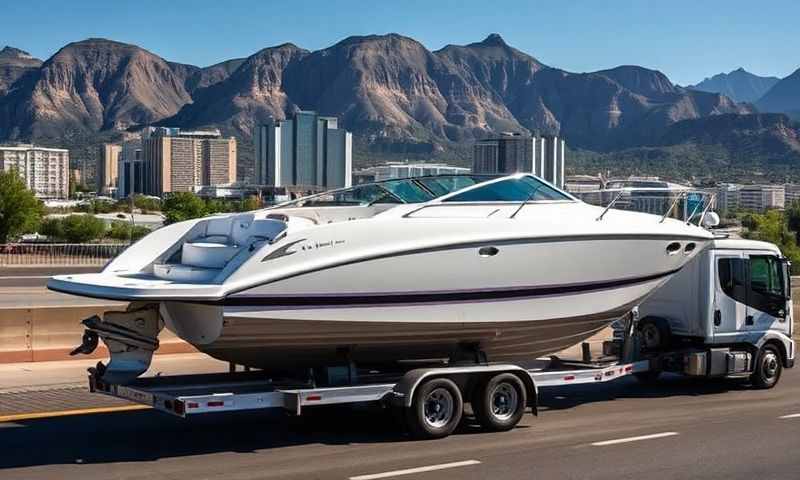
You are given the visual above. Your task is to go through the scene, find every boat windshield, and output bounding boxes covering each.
[441,176,571,202]
[272,174,498,208]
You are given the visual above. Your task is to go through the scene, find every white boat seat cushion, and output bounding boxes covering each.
[232,218,287,247]
[181,242,239,269]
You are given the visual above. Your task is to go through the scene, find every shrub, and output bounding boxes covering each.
[61,215,107,243]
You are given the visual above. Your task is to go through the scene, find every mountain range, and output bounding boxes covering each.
[0,34,798,182]
[688,68,780,103]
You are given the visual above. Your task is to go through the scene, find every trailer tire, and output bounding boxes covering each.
[472,373,527,432]
[406,377,463,439]
[750,344,782,389]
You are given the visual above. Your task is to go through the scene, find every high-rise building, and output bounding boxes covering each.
[0,144,69,199]
[739,185,785,212]
[254,111,352,193]
[118,141,145,199]
[472,133,565,188]
[96,143,121,195]
[142,127,237,196]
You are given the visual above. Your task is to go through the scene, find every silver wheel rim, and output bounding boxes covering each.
[423,387,454,429]
[490,382,519,421]
[762,351,780,380]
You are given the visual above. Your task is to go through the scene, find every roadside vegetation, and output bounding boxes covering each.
[741,202,800,274]
[162,193,262,225]
[0,169,44,243]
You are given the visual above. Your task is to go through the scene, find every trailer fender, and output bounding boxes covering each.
[391,364,537,413]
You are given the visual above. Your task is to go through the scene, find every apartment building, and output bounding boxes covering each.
[0,144,69,199]
[142,128,237,196]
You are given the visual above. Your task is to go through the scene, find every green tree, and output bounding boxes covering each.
[0,169,43,243]
[162,192,206,224]
[61,215,107,243]
[107,221,150,242]
[786,200,800,243]
[39,217,65,240]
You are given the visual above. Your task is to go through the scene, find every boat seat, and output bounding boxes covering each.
[180,215,288,269]
[153,263,221,283]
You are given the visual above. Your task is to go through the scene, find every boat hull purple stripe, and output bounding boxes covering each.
[219,267,679,307]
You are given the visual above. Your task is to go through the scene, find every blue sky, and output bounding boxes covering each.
[3,0,798,85]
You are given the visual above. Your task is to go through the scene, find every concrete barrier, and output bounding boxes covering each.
[0,304,194,363]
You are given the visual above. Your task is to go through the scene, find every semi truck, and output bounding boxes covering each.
[81,237,794,439]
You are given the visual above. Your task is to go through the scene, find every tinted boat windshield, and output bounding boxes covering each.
[442,176,570,202]
[273,175,498,208]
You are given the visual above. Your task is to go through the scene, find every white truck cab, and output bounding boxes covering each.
[639,238,794,387]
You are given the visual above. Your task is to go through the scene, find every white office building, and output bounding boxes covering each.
[739,185,785,212]
[254,111,352,193]
[0,144,69,199]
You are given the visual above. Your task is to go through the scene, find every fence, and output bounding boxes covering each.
[0,243,128,266]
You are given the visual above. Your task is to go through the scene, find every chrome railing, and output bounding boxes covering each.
[0,243,128,266]
[571,188,717,224]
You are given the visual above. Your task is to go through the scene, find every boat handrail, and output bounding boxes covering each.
[595,190,625,221]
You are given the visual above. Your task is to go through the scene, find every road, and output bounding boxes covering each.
[0,267,100,288]
[0,366,797,479]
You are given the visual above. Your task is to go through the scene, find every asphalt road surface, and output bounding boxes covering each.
[0,267,100,288]
[0,369,798,479]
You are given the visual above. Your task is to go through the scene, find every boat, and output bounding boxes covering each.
[49,174,716,382]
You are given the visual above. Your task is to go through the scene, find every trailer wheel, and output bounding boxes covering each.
[406,377,463,439]
[472,373,527,432]
[750,345,782,389]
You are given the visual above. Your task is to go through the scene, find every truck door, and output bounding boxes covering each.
[744,254,790,335]
[714,253,748,337]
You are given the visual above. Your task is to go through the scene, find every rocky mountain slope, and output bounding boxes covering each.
[0,47,42,96]
[660,113,800,163]
[166,33,750,152]
[0,39,193,139]
[689,68,780,103]
[757,68,800,120]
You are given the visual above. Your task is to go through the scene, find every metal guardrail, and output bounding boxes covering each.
[0,243,128,266]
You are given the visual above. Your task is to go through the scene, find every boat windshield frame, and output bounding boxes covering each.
[266,174,503,209]
[266,173,577,211]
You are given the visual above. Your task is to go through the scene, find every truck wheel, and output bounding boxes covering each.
[472,373,527,432]
[750,345,782,389]
[406,377,463,439]
[638,317,671,351]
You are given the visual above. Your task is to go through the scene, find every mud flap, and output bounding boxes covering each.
[71,303,162,384]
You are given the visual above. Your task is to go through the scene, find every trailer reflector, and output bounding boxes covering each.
[306,395,322,401]
[207,401,225,407]
[187,402,199,409]
[173,400,185,415]
[563,375,575,381]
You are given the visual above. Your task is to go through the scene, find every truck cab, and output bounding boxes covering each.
[638,238,794,387]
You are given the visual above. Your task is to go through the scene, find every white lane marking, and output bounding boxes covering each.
[591,431,679,446]
[349,460,481,480]
[779,413,800,419]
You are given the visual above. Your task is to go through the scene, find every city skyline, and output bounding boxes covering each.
[2,0,799,86]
